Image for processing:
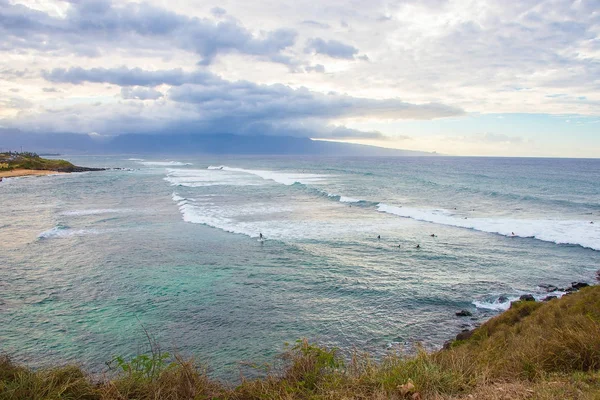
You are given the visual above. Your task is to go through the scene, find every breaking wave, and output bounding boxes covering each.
[377,203,600,251]
[38,225,100,239]
[139,161,192,167]
[207,165,329,186]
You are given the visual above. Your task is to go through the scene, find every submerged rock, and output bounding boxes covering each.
[456,310,472,317]
[519,294,535,302]
[571,282,589,290]
[497,295,509,303]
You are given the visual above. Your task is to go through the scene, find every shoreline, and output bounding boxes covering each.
[0,169,67,179]
[1,285,599,399]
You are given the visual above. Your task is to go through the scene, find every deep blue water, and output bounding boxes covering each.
[1,155,599,378]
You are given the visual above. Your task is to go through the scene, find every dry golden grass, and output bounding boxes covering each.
[2,287,600,399]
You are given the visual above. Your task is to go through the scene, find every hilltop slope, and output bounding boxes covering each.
[1,285,599,399]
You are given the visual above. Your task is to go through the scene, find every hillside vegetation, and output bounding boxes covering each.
[1,286,600,399]
[0,152,77,172]
[0,152,102,173]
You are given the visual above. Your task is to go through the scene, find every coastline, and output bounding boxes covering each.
[1,285,599,399]
[0,169,66,179]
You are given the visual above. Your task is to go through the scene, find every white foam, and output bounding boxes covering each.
[60,208,129,216]
[377,203,600,251]
[172,193,185,202]
[139,161,192,166]
[171,193,407,241]
[472,297,520,311]
[326,193,363,203]
[38,226,99,239]
[339,196,361,203]
[473,292,565,311]
[127,158,145,161]
[165,168,263,187]
[207,165,329,186]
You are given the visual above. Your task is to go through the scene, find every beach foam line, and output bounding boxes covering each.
[207,165,329,186]
[127,158,145,161]
[377,203,600,251]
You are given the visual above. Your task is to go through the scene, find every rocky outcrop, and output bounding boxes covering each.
[456,310,472,317]
[56,166,106,173]
[571,282,590,290]
[519,294,535,302]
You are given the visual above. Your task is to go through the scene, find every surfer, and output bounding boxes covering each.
[259,233,263,240]
[377,235,380,239]
[430,234,436,237]
[416,244,420,249]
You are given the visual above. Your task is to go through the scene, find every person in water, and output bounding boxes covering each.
[377,235,381,239]
[259,233,263,240]
[416,244,420,249]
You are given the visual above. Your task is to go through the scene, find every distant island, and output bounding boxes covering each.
[0,130,438,156]
[0,152,104,180]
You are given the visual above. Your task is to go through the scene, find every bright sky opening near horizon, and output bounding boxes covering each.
[0,0,599,157]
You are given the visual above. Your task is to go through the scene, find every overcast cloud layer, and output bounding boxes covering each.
[0,0,599,156]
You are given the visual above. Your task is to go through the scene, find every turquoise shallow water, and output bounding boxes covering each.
[1,155,599,378]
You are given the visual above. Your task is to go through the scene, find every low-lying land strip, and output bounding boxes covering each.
[1,284,599,399]
[0,152,103,179]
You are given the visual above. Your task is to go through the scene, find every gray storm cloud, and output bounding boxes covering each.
[0,0,297,64]
[304,38,359,59]
[6,66,464,138]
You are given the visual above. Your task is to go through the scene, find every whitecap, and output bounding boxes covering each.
[139,161,192,167]
[165,168,262,187]
[473,291,565,311]
[207,165,329,186]
[377,203,600,251]
[38,225,99,239]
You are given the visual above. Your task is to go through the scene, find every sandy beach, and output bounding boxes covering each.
[0,169,65,178]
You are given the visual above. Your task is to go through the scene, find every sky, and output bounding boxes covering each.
[0,0,599,157]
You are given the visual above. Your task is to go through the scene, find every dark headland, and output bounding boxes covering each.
[0,152,104,180]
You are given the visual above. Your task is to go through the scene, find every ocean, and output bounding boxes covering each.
[1,155,599,378]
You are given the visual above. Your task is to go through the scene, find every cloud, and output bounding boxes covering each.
[3,66,464,137]
[42,87,59,93]
[0,0,298,65]
[305,64,325,73]
[304,38,359,59]
[167,79,464,121]
[478,133,523,144]
[320,126,391,140]
[301,20,330,29]
[44,67,214,86]
[210,7,226,17]
[39,66,464,122]
[120,86,163,100]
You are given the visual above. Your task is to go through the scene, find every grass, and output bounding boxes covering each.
[0,152,76,172]
[2,287,600,399]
